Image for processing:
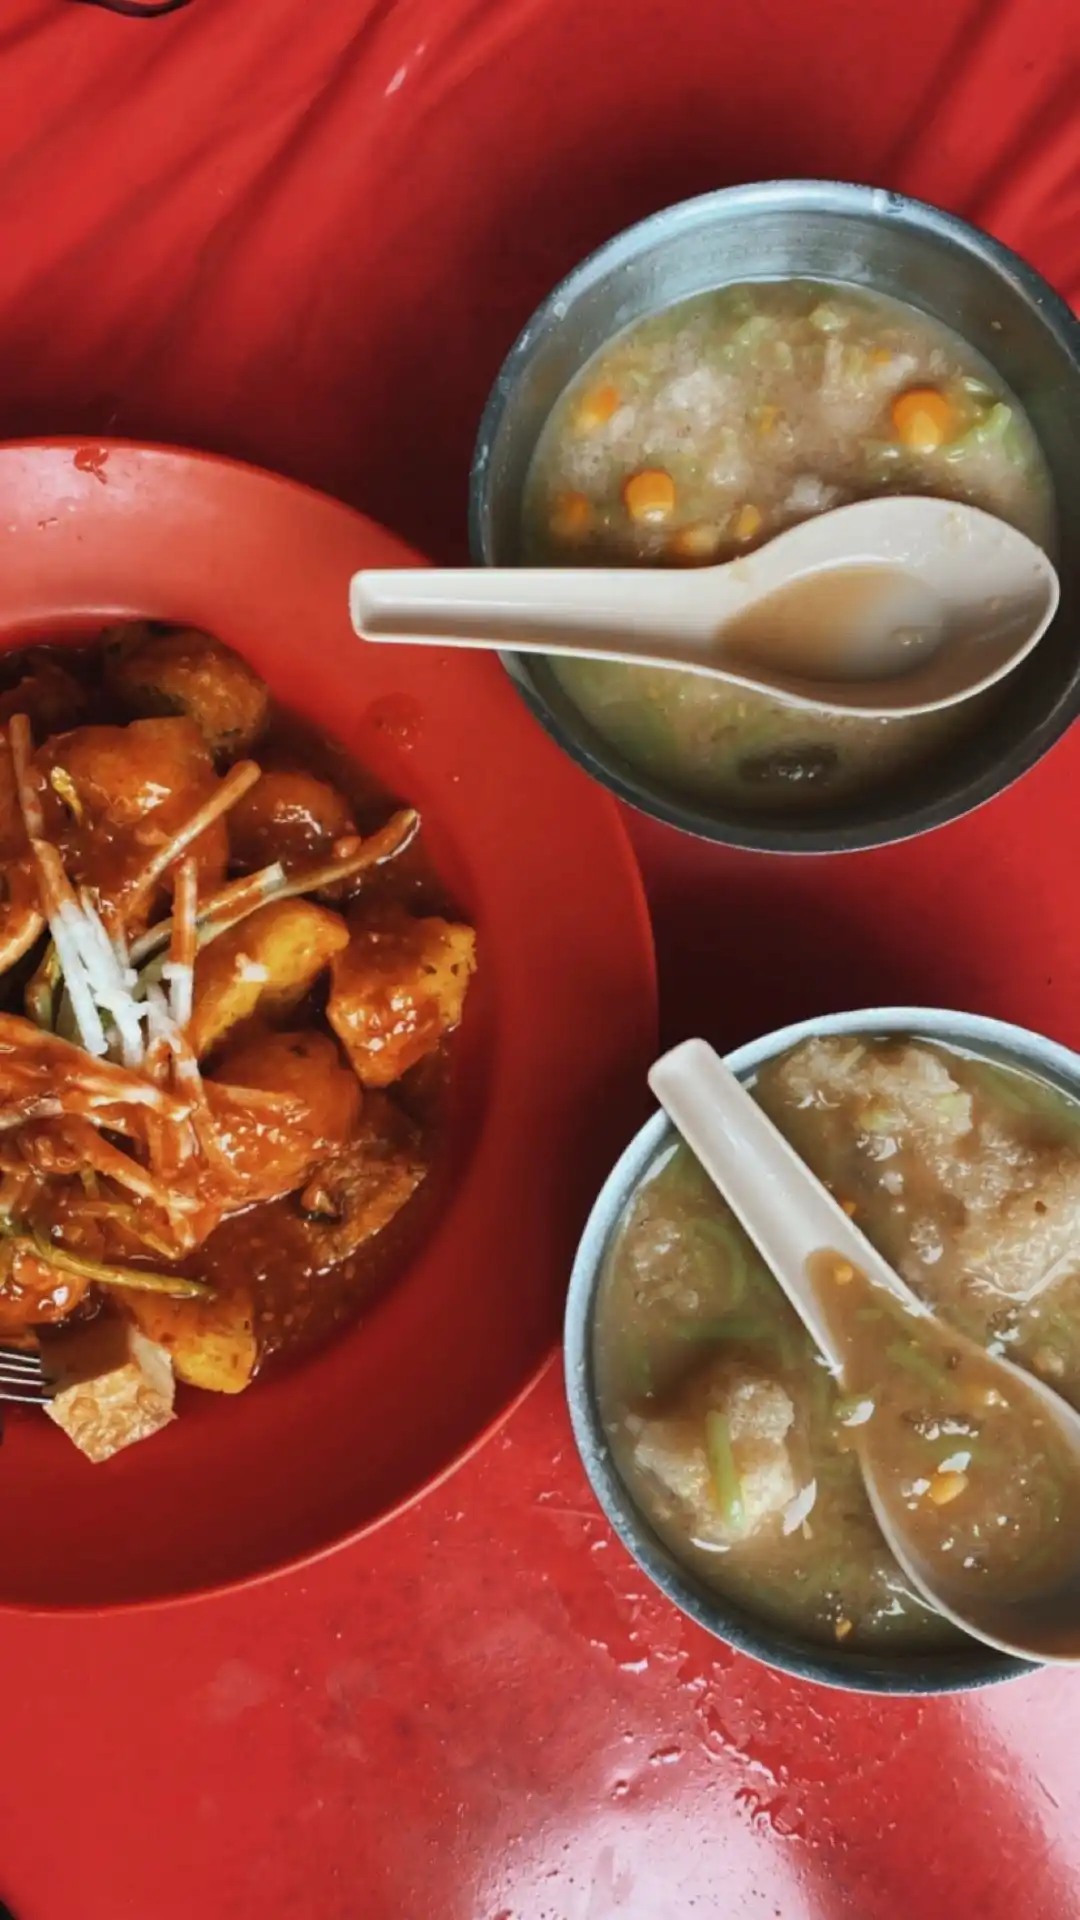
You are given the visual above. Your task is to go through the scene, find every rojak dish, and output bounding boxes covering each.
[0,625,475,1462]
[595,1035,1080,1653]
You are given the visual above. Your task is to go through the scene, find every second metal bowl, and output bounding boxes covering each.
[562,1004,1080,1693]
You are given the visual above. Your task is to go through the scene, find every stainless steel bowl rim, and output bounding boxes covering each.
[563,1005,1080,1694]
[472,180,1080,509]
[471,180,1080,855]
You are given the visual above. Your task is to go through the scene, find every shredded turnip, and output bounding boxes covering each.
[7,716,45,837]
[273,807,419,899]
[163,856,198,1032]
[129,806,418,972]
[143,982,178,1047]
[45,894,109,1059]
[7,714,183,1067]
[121,757,262,925]
[129,861,285,968]
[0,1014,189,1117]
[73,890,148,1069]
[58,1117,197,1214]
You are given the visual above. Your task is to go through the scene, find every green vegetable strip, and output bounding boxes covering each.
[673,1314,773,1343]
[942,402,1012,463]
[13,1227,213,1300]
[705,1410,744,1527]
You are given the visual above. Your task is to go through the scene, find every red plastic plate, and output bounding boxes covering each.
[0,440,656,1609]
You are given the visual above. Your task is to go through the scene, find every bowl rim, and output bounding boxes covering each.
[561,1002,1080,1693]
[470,178,1080,856]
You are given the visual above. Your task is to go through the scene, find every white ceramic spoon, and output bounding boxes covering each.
[350,496,1059,719]
[648,1037,1080,1665]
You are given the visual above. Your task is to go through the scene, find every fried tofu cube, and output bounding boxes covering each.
[124,1286,258,1394]
[327,906,476,1088]
[42,1316,176,1463]
[188,898,349,1059]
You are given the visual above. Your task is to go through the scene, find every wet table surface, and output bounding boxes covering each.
[1,0,1080,1914]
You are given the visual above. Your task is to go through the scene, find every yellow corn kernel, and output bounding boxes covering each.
[574,383,620,431]
[928,1470,968,1506]
[731,503,763,542]
[832,1260,855,1285]
[871,347,894,367]
[756,404,781,436]
[834,1616,854,1641]
[623,469,676,524]
[670,522,722,563]
[549,491,593,541]
[840,1198,858,1217]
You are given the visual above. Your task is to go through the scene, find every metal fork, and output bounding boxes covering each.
[0,1346,50,1405]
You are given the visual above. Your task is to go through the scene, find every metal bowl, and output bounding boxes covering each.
[470,181,1080,854]
[563,1005,1080,1693]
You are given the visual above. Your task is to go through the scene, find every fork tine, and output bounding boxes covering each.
[0,1347,49,1402]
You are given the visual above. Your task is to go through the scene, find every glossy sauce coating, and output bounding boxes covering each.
[0,639,464,1375]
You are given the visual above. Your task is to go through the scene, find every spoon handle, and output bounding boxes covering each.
[648,1039,922,1371]
[350,565,719,662]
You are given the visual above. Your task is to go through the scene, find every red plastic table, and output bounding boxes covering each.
[1,2,1079,1915]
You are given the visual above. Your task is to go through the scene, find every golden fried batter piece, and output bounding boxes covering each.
[124,1285,258,1395]
[327,906,475,1088]
[207,1029,362,1205]
[189,898,349,1060]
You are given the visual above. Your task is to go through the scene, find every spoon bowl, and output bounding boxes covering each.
[649,1037,1080,1666]
[351,497,1059,719]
